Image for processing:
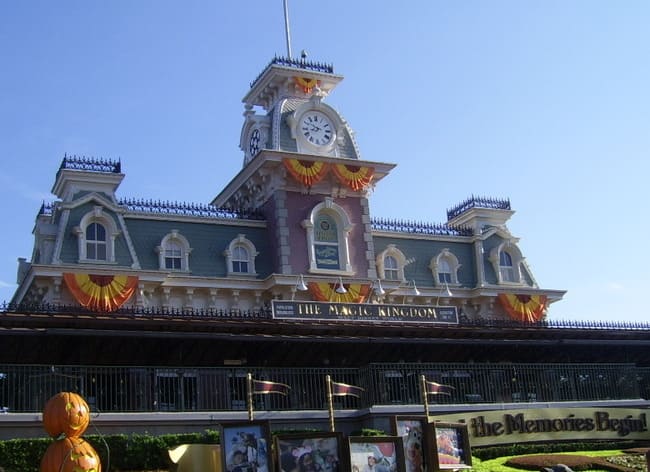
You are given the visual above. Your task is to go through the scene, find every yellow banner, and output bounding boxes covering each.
[430,408,649,447]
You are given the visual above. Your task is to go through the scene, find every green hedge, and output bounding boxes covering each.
[0,430,219,472]
[472,439,648,460]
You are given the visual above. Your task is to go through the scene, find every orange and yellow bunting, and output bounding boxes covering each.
[498,293,547,322]
[294,77,320,93]
[332,164,374,191]
[63,273,138,313]
[283,159,329,187]
[307,281,371,304]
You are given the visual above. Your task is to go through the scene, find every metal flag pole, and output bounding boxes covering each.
[247,373,254,421]
[283,0,292,59]
[326,375,335,432]
[421,375,430,418]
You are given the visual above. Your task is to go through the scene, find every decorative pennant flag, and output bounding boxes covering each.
[252,379,291,396]
[425,380,454,396]
[307,282,371,303]
[330,380,364,398]
[283,158,329,187]
[498,294,548,323]
[332,164,374,191]
[63,273,138,313]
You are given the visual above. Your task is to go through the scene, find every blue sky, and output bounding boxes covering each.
[1,1,648,322]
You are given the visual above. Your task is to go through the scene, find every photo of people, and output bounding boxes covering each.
[435,426,466,466]
[276,433,342,472]
[221,422,271,472]
[349,438,402,472]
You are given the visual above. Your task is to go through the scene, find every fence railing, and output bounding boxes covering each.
[0,363,647,414]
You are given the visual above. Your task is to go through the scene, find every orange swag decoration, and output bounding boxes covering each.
[283,159,329,187]
[307,282,371,304]
[498,293,547,322]
[294,77,320,93]
[332,164,374,191]
[63,273,138,313]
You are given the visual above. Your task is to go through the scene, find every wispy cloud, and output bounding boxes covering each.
[0,174,54,204]
[605,282,625,292]
[0,281,16,289]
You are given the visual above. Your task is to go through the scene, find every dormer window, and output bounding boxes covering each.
[384,255,399,280]
[439,259,452,283]
[500,251,516,282]
[73,206,120,263]
[157,231,192,272]
[224,235,258,276]
[86,222,107,261]
[376,245,407,282]
[430,249,461,285]
[232,246,249,273]
[489,242,524,284]
[164,240,183,270]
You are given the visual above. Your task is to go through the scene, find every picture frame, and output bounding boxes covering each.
[274,431,345,472]
[219,420,273,472]
[429,421,472,470]
[348,435,405,472]
[391,415,431,472]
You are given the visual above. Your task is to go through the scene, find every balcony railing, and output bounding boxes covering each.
[0,363,647,414]
[3,302,650,331]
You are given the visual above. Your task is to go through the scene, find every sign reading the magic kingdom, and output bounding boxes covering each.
[271,300,458,324]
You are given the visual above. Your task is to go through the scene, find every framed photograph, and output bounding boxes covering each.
[391,415,430,472]
[429,422,472,470]
[220,420,273,472]
[274,431,345,472]
[348,436,405,472]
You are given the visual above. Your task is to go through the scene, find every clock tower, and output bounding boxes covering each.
[214,57,396,283]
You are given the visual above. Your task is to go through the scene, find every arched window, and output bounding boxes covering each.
[85,222,107,261]
[157,231,192,272]
[232,246,250,273]
[73,206,120,263]
[489,242,524,284]
[384,255,399,280]
[438,258,452,283]
[224,235,258,276]
[499,251,515,282]
[302,198,353,275]
[164,240,183,270]
[429,249,461,285]
[376,245,407,282]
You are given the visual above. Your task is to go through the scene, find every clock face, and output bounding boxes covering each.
[249,128,261,157]
[300,111,334,146]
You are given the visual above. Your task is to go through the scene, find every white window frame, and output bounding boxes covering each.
[224,234,258,276]
[429,248,461,285]
[302,198,353,275]
[376,244,407,282]
[489,242,524,285]
[73,206,120,263]
[156,230,192,272]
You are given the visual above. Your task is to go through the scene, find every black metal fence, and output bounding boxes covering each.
[1,363,647,414]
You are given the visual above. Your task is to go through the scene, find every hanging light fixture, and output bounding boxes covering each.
[436,281,453,306]
[374,279,386,296]
[295,274,308,292]
[411,280,421,296]
[335,277,347,294]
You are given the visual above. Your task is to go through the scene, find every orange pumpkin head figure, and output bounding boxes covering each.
[40,436,101,472]
[42,392,91,438]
